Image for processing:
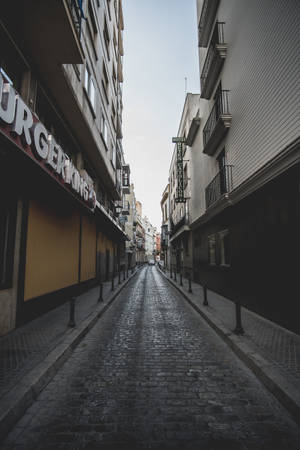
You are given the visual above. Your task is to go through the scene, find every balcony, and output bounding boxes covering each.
[122,201,130,216]
[122,165,130,194]
[201,23,227,99]
[203,90,232,156]
[198,0,220,47]
[1,1,84,65]
[205,165,233,209]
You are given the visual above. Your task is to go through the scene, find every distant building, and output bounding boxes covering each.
[160,184,170,268]
[142,217,156,261]
[135,201,146,264]
[124,183,137,269]
[155,233,161,260]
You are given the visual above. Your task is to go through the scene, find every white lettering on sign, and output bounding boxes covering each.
[31,122,49,159]
[12,96,33,146]
[0,77,16,124]
[0,73,96,210]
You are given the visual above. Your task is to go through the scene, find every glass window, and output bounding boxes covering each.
[208,234,216,265]
[219,229,230,266]
[101,114,109,147]
[0,195,17,290]
[84,65,96,110]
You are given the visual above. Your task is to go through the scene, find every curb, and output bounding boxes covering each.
[0,269,139,442]
[157,267,300,426]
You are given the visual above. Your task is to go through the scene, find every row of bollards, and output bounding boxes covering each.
[168,267,244,335]
[68,265,137,328]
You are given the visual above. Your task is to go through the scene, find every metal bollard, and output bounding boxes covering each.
[131,266,134,274]
[123,267,126,281]
[170,268,173,279]
[98,282,103,302]
[111,273,114,291]
[118,270,121,285]
[174,271,177,282]
[188,277,192,293]
[203,285,208,306]
[126,268,129,278]
[234,302,244,334]
[180,272,183,286]
[68,297,76,327]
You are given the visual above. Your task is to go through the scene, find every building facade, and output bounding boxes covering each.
[142,217,156,262]
[0,0,129,335]
[168,94,200,278]
[160,184,170,269]
[124,183,137,269]
[191,0,300,333]
[135,201,146,264]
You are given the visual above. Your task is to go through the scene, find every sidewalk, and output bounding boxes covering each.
[0,267,139,441]
[158,265,300,425]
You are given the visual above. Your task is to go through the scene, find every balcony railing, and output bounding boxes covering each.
[201,22,227,99]
[67,0,84,37]
[198,0,220,47]
[122,201,130,215]
[203,90,232,156]
[205,165,233,209]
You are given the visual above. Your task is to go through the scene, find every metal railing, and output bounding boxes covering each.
[203,90,230,147]
[205,165,233,208]
[198,0,220,47]
[200,22,225,90]
[67,0,83,37]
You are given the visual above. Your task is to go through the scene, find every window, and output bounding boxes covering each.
[184,164,188,188]
[113,28,117,56]
[87,0,98,59]
[219,229,231,266]
[111,102,116,129]
[84,65,96,110]
[102,63,109,104]
[0,195,17,290]
[100,113,109,147]
[112,63,117,92]
[208,234,216,265]
[103,16,110,59]
[111,141,116,168]
[107,0,112,20]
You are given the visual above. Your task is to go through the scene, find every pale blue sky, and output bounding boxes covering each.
[122,0,199,229]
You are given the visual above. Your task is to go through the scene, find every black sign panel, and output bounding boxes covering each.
[175,142,186,203]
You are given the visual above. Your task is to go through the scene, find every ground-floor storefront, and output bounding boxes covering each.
[191,163,300,334]
[0,139,126,337]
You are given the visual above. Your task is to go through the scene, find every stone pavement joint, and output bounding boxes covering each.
[158,265,300,425]
[0,268,139,442]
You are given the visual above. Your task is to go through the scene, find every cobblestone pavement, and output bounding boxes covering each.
[2,267,300,450]
[162,269,300,388]
[0,274,130,399]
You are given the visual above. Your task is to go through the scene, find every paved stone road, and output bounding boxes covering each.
[2,267,300,450]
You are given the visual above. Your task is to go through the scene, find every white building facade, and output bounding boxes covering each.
[191,0,300,333]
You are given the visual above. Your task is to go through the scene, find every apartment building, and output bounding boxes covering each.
[142,217,156,261]
[168,94,200,278]
[135,201,146,264]
[124,183,137,269]
[192,0,300,332]
[160,184,170,268]
[0,0,128,335]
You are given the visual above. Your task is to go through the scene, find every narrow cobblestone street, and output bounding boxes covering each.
[2,266,300,450]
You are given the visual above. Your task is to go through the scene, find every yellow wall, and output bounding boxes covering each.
[80,214,97,282]
[97,231,114,254]
[24,199,79,301]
